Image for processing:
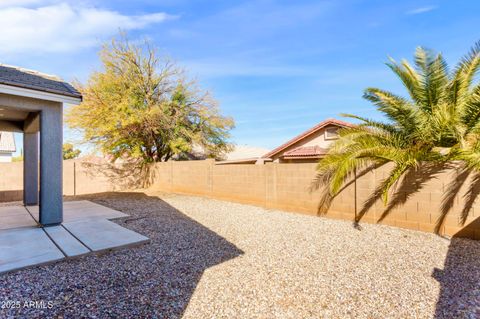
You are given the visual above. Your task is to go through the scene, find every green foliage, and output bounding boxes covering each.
[67,35,234,163]
[316,42,480,203]
[63,143,81,160]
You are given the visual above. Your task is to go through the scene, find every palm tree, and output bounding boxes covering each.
[315,42,480,204]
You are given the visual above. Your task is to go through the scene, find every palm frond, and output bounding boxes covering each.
[379,163,410,203]
[340,113,399,134]
[462,85,480,131]
[363,88,418,132]
[413,47,449,112]
[386,58,423,105]
[427,53,450,106]
[315,41,480,213]
[449,41,480,107]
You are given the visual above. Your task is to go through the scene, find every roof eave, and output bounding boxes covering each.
[282,155,324,160]
[215,157,260,165]
[263,118,353,158]
[0,83,82,105]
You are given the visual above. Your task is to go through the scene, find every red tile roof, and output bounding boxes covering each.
[263,118,353,159]
[283,145,328,157]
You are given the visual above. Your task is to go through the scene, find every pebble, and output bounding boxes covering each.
[0,192,479,318]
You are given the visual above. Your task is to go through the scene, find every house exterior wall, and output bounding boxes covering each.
[0,153,13,162]
[280,158,320,164]
[0,93,64,225]
[0,93,60,113]
[271,124,339,163]
[0,130,16,161]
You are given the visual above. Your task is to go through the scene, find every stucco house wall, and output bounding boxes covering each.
[263,119,352,164]
[271,124,340,163]
[0,131,16,162]
[0,153,13,162]
[0,64,82,225]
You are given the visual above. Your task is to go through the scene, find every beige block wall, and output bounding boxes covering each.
[149,160,480,239]
[172,160,211,196]
[73,161,117,195]
[0,159,127,201]
[2,159,480,239]
[63,160,75,196]
[0,161,23,201]
[213,163,266,206]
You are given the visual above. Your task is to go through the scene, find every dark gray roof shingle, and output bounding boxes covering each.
[0,64,82,99]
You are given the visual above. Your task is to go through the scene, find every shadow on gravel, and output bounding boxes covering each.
[1,192,243,319]
[432,237,480,318]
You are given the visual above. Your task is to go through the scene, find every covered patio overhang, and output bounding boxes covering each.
[0,64,82,226]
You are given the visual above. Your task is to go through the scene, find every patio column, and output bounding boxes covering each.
[39,106,63,226]
[23,132,39,205]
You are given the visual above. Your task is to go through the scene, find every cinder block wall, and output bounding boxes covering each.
[0,160,121,201]
[2,159,480,239]
[150,160,480,239]
[0,162,23,202]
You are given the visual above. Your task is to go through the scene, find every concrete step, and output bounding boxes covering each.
[44,226,90,257]
[63,219,149,252]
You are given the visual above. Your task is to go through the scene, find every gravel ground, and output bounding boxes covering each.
[1,191,480,318]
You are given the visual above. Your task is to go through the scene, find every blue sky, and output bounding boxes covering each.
[1,0,479,155]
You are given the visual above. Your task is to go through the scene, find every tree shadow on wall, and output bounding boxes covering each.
[313,162,446,226]
[80,160,157,190]
[0,190,23,203]
[314,161,480,234]
[436,168,480,233]
[361,162,480,235]
[313,164,383,216]
[356,162,448,226]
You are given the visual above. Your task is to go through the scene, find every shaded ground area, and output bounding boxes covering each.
[0,192,242,318]
[1,191,480,318]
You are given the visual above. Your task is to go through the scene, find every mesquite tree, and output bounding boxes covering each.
[67,36,234,163]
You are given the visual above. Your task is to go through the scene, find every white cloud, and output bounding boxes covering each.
[406,5,437,15]
[0,2,174,55]
[0,0,49,8]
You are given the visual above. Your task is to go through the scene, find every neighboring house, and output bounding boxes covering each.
[0,131,16,162]
[175,144,270,164]
[216,145,270,165]
[261,118,353,164]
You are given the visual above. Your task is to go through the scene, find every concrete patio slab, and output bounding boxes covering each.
[0,200,149,274]
[44,226,90,257]
[0,227,64,274]
[63,219,149,252]
[0,205,28,217]
[27,200,128,223]
[0,205,37,230]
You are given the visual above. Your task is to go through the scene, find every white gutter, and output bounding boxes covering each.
[0,84,82,105]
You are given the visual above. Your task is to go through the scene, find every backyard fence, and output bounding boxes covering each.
[0,160,123,202]
[149,160,480,239]
[1,159,480,239]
